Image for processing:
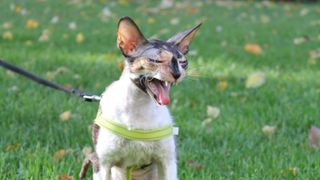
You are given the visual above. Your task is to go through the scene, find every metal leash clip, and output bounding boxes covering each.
[82,95,102,102]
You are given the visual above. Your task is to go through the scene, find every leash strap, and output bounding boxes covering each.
[0,59,101,102]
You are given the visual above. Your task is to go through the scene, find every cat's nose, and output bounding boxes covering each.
[170,57,181,80]
[172,71,181,80]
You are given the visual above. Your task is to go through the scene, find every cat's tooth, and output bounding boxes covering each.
[165,81,169,86]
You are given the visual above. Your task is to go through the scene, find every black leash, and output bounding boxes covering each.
[0,59,101,102]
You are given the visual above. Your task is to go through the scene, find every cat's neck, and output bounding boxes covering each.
[119,68,154,108]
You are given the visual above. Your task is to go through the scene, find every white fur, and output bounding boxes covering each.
[94,68,178,180]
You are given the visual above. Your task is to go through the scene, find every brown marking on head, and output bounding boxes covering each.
[159,50,173,62]
[130,57,158,73]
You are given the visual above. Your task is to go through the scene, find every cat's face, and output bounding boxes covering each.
[117,17,201,106]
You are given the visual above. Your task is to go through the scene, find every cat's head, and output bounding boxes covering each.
[117,16,201,106]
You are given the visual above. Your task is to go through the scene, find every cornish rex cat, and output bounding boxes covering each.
[79,16,201,180]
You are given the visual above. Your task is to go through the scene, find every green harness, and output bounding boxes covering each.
[94,115,178,180]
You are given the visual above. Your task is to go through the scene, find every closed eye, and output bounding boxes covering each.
[148,58,162,63]
[179,60,188,69]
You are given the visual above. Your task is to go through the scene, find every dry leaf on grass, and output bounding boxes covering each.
[216,80,228,90]
[244,43,263,55]
[53,149,66,161]
[202,118,212,127]
[26,19,38,29]
[2,31,13,40]
[293,36,309,45]
[309,126,320,149]
[170,18,180,25]
[262,125,276,138]
[245,72,266,89]
[3,22,12,29]
[39,29,50,42]
[187,160,204,170]
[58,175,73,180]
[68,22,77,30]
[289,167,298,177]
[59,111,72,121]
[82,146,93,157]
[76,32,84,43]
[5,143,21,152]
[51,16,59,24]
[207,106,220,119]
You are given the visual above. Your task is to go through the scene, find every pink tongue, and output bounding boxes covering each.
[157,83,170,105]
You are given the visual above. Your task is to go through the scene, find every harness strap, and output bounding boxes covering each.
[126,166,137,180]
[0,59,100,102]
[94,115,178,141]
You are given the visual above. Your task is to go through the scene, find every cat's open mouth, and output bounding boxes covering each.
[145,78,171,106]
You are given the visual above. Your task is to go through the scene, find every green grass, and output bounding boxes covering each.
[1,0,320,179]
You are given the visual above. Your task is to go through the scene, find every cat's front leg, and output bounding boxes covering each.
[157,158,178,180]
[93,163,112,180]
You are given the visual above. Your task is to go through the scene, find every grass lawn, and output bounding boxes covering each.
[1,0,320,179]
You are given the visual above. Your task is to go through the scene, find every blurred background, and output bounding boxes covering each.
[0,0,320,179]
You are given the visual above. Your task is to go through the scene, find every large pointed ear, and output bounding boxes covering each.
[167,23,202,55]
[117,17,148,56]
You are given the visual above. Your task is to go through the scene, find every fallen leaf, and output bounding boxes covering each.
[244,43,263,55]
[289,167,298,177]
[6,70,15,77]
[245,72,266,89]
[2,22,12,29]
[39,30,50,42]
[160,0,174,9]
[216,80,228,90]
[309,49,320,59]
[186,7,199,14]
[309,126,320,149]
[26,19,38,29]
[308,58,317,65]
[118,0,129,5]
[58,175,73,180]
[59,111,71,121]
[2,31,13,40]
[50,16,59,24]
[187,160,204,170]
[15,4,22,13]
[215,25,223,32]
[201,118,212,127]
[293,36,309,45]
[262,125,276,138]
[68,22,77,30]
[8,85,18,92]
[53,149,66,161]
[207,106,220,119]
[63,83,73,89]
[82,146,93,157]
[170,18,179,25]
[102,6,112,17]
[76,32,84,43]
[5,143,21,152]
[260,15,270,24]
[300,8,309,16]
[39,33,49,42]
[147,17,156,24]
[25,40,33,46]
[73,74,81,79]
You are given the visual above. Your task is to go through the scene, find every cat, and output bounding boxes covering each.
[79,16,201,180]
